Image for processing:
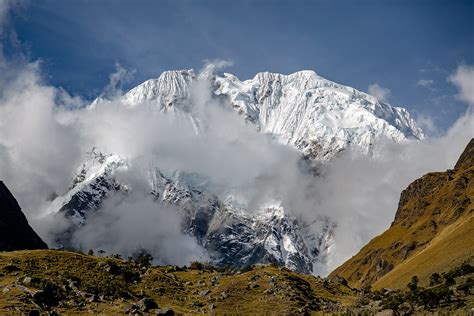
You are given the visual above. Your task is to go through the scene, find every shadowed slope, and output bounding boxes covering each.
[0,181,47,251]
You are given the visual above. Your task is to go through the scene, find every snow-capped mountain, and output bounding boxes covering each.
[46,69,424,274]
[49,150,333,274]
[114,69,423,159]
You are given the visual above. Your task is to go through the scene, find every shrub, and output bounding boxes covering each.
[189,261,203,270]
[136,253,153,269]
[429,273,441,286]
[407,275,419,292]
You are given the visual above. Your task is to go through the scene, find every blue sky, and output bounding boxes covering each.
[4,0,474,133]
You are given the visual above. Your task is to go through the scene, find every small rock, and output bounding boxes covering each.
[156,308,175,315]
[137,297,158,312]
[199,289,211,297]
[123,305,132,314]
[22,276,32,285]
[192,301,204,307]
[263,288,274,295]
[248,275,259,281]
[169,274,177,281]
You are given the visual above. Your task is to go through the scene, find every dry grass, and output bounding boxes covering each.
[0,250,356,315]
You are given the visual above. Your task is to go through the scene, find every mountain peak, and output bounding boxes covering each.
[455,138,474,170]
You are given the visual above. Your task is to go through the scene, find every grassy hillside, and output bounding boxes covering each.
[330,139,474,290]
[0,249,356,315]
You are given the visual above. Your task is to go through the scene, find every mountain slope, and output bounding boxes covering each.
[0,181,47,251]
[47,151,333,275]
[214,70,423,159]
[330,138,474,289]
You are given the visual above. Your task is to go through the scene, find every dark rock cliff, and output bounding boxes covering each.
[0,181,47,251]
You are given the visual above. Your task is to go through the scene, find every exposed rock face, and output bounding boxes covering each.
[47,151,333,274]
[330,138,474,289]
[0,181,47,251]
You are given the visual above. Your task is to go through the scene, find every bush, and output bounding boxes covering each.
[407,275,419,292]
[444,274,455,286]
[136,253,153,269]
[189,261,203,270]
[429,273,442,286]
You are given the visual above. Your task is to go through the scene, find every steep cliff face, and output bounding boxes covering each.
[330,139,474,289]
[0,181,47,251]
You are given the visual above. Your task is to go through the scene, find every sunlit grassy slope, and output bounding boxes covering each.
[330,139,474,290]
[0,249,356,315]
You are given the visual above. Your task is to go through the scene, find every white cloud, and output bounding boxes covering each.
[416,79,435,88]
[101,62,135,98]
[448,64,474,105]
[368,83,391,102]
[415,114,440,137]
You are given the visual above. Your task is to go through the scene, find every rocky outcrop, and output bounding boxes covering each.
[0,181,47,251]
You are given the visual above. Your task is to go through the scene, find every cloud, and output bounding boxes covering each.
[368,83,391,102]
[0,0,14,30]
[415,114,440,137]
[101,62,136,98]
[416,79,435,89]
[200,58,233,76]
[448,64,474,105]
[71,191,209,265]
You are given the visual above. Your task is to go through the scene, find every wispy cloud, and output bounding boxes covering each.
[368,83,391,102]
[416,79,435,89]
[101,62,136,98]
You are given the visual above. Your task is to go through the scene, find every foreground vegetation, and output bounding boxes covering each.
[0,250,356,315]
[351,262,474,315]
[0,250,473,315]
